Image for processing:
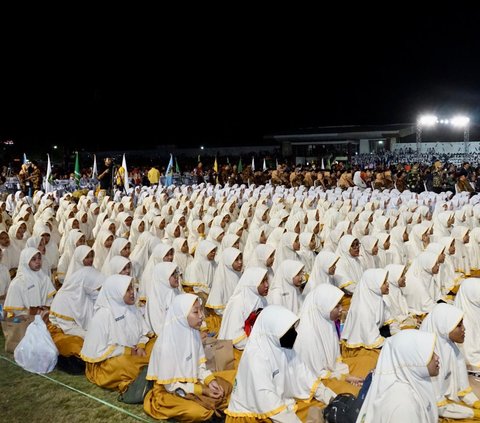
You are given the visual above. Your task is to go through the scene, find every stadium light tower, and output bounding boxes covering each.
[450,115,470,158]
[416,114,438,161]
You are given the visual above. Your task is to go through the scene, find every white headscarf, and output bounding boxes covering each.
[420,303,475,406]
[80,275,149,361]
[295,284,348,379]
[144,262,181,336]
[303,251,339,296]
[334,235,363,293]
[342,268,389,349]
[268,259,304,315]
[454,278,480,370]
[383,264,409,324]
[357,329,438,423]
[183,240,217,294]
[147,293,208,384]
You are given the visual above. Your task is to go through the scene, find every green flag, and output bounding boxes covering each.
[238,158,243,173]
[175,158,181,173]
[74,152,81,187]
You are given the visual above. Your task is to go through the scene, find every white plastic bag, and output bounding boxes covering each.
[14,315,59,374]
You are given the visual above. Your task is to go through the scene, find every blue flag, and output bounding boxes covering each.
[165,154,174,186]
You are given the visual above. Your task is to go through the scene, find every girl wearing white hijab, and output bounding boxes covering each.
[57,230,86,283]
[145,294,233,421]
[403,252,439,315]
[406,224,430,262]
[4,247,56,317]
[104,256,132,277]
[218,267,269,353]
[342,268,391,352]
[451,225,472,276]
[296,232,316,275]
[172,237,193,275]
[268,260,305,315]
[7,222,28,268]
[80,275,154,393]
[440,236,464,294]
[26,235,51,277]
[49,246,104,357]
[295,284,364,396]
[144,262,182,336]
[100,238,132,276]
[273,232,300,271]
[334,235,363,294]
[32,223,59,269]
[420,303,480,419]
[454,278,480,372]
[359,235,380,270]
[245,243,275,288]
[183,240,217,295]
[225,305,338,422]
[389,225,409,265]
[383,264,417,333]
[376,233,391,268]
[303,251,339,296]
[91,230,114,270]
[356,329,439,423]
[206,248,242,316]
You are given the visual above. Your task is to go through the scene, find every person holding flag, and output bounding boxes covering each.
[165,154,174,186]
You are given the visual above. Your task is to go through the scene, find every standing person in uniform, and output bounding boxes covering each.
[97,157,113,199]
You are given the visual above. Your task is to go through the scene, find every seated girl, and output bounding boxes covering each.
[144,293,233,422]
[80,274,154,393]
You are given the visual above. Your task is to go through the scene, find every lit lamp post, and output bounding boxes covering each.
[416,115,438,161]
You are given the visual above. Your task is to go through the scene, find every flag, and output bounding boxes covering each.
[263,158,267,172]
[23,153,28,165]
[122,153,129,191]
[175,158,181,173]
[214,157,219,184]
[276,158,279,169]
[251,156,255,172]
[45,154,53,193]
[238,158,243,173]
[321,158,325,169]
[92,154,98,178]
[74,152,81,187]
[197,155,201,163]
[326,157,331,170]
[165,154,174,186]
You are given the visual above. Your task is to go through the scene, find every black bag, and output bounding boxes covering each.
[118,366,153,404]
[323,393,358,423]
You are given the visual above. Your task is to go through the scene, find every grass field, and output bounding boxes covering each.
[0,332,161,422]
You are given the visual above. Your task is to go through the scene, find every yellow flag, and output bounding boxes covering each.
[214,158,218,184]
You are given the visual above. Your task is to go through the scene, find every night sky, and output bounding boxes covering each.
[1,9,479,153]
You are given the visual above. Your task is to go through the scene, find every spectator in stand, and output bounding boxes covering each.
[147,165,160,186]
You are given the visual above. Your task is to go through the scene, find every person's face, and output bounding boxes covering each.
[380,277,389,295]
[108,223,116,234]
[259,231,267,244]
[104,235,113,248]
[257,274,269,296]
[328,260,338,275]
[349,239,360,257]
[187,299,204,330]
[216,232,224,243]
[207,248,216,261]
[383,239,390,250]
[398,273,407,288]
[232,254,243,272]
[371,243,379,255]
[308,236,316,251]
[463,232,470,244]
[262,211,268,222]
[198,223,205,235]
[0,232,10,247]
[232,239,240,249]
[292,269,305,287]
[125,216,133,228]
[105,158,112,166]
[178,216,186,227]
[438,251,445,264]
[138,221,145,233]
[173,226,181,238]
[72,219,80,230]
[449,241,456,255]
[81,214,88,224]
[75,235,86,247]
[41,233,51,245]
[294,222,301,234]
[427,352,440,377]
[422,231,430,244]
[181,241,189,254]
[123,281,135,305]
[38,238,46,255]
[164,249,174,262]
[243,220,249,230]
[329,300,343,321]
[169,270,180,288]
[120,262,131,275]
[16,225,26,239]
[431,261,440,275]
[403,230,409,242]
[83,250,95,266]
[121,243,131,258]
[28,252,42,271]
[293,236,300,251]
[449,319,465,344]
[94,207,100,216]
[266,252,275,268]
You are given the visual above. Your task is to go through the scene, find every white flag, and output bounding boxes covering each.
[92,154,98,178]
[45,154,52,193]
[122,154,129,191]
[321,158,325,169]
[263,158,267,172]
[251,156,255,172]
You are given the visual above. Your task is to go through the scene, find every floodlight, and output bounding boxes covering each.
[418,115,438,127]
[450,115,470,128]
